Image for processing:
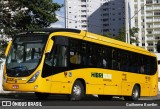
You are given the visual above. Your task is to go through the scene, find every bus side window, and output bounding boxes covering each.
[112,49,119,70]
[69,39,82,68]
[150,57,157,75]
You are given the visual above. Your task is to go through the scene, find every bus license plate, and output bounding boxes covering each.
[12,85,19,89]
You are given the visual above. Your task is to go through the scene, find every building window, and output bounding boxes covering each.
[81,15,87,17]
[82,25,87,28]
[81,0,86,2]
[81,5,86,7]
[142,43,145,46]
[154,12,160,15]
[142,37,145,40]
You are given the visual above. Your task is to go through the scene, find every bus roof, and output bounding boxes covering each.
[84,30,155,57]
[18,28,155,57]
[18,28,81,35]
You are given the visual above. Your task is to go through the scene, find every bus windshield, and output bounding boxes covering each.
[6,35,47,77]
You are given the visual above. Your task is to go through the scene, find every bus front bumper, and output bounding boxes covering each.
[3,82,40,92]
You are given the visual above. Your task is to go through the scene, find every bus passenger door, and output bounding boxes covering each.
[50,36,70,94]
[41,39,54,93]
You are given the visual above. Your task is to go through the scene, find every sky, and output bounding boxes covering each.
[50,0,65,28]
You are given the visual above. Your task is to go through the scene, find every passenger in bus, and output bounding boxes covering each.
[140,65,145,74]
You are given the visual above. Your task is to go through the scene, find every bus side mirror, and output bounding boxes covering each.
[5,41,12,57]
[157,40,160,53]
[45,39,53,53]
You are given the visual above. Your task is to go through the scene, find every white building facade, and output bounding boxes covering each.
[131,0,160,52]
[65,0,125,36]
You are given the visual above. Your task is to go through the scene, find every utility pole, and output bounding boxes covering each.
[64,0,66,28]
[125,0,130,44]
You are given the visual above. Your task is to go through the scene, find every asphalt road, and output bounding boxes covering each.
[0,93,159,109]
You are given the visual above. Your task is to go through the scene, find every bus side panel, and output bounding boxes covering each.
[121,73,152,96]
[86,84,104,95]
[103,71,122,95]
[50,73,72,94]
[121,82,134,96]
[150,73,158,96]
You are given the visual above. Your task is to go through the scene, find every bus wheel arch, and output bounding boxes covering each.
[124,84,141,101]
[70,78,86,101]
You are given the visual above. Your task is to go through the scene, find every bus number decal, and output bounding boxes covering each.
[122,74,127,81]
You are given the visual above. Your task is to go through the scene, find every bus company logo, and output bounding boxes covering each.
[68,72,72,77]
[91,72,103,78]
[91,72,112,79]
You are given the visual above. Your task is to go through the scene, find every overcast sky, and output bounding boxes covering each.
[50,0,65,28]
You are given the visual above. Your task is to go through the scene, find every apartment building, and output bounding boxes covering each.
[131,0,160,52]
[65,0,125,36]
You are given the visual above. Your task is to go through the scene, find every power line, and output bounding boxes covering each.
[130,2,147,20]
[56,14,104,29]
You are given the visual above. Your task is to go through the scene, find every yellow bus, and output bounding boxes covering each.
[3,28,158,101]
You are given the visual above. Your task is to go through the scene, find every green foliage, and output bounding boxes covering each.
[106,27,139,44]
[0,0,62,36]
[114,27,126,42]
[130,27,139,37]
[104,32,111,37]
[0,0,62,55]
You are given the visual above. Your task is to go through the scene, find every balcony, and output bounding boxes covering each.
[146,19,153,22]
[147,37,154,40]
[146,14,153,17]
[154,31,160,35]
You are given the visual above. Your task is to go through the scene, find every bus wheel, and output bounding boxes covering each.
[124,85,140,101]
[70,80,84,101]
[35,92,49,100]
[98,95,113,100]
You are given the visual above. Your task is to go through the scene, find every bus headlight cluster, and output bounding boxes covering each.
[28,71,40,83]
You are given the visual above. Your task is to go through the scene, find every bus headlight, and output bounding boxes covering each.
[28,71,40,83]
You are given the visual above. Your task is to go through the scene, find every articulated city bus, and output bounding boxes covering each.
[3,28,158,101]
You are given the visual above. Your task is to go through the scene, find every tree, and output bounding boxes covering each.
[0,0,62,55]
[113,27,139,43]
[114,27,126,42]
[130,27,139,43]
[0,0,62,37]
[104,32,111,37]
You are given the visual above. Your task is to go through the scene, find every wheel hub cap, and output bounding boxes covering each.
[73,85,81,96]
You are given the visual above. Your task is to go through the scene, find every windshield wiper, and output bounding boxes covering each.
[7,66,30,77]
[10,66,28,71]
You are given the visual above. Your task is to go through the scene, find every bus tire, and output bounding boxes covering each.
[70,80,84,101]
[35,92,49,100]
[98,95,113,100]
[124,85,140,101]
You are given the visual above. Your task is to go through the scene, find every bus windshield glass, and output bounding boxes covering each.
[6,35,47,77]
